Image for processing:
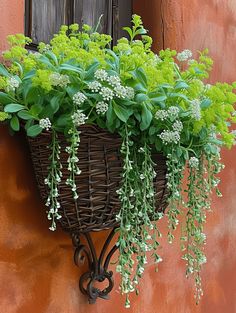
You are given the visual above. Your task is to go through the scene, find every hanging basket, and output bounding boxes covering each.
[28,125,169,235]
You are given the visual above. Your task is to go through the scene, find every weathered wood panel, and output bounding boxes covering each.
[30,0,69,44]
[73,0,113,35]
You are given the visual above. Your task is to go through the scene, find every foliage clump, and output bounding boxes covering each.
[0,14,236,307]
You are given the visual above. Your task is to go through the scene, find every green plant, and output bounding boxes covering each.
[0,14,236,307]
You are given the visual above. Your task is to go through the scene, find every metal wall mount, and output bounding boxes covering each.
[72,228,119,303]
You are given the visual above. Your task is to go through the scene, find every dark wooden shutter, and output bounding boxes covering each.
[25,0,132,49]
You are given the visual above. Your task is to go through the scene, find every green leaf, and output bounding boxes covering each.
[113,102,133,123]
[175,81,189,90]
[22,70,36,81]
[0,64,10,77]
[27,124,43,137]
[55,114,71,127]
[45,51,59,66]
[0,92,16,105]
[140,105,152,130]
[50,93,64,114]
[176,147,183,158]
[17,110,34,120]
[168,92,189,102]
[4,103,25,113]
[136,28,147,35]
[84,62,99,80]
[150,95,167,102]
[23,85,40,104]
[38,55,55,69]
[201,98,211,109]
[59,64,82,74]
[29,104,43,117]
[135,93,149,103]
[122,26,133,39]
[133,83,147,93]
[10,115,20,131]
[135,68,147,87]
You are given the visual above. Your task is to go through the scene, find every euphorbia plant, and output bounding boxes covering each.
[0,14,236,308]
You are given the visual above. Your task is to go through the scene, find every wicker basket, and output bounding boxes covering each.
[28,125,168,234]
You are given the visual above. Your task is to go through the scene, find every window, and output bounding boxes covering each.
[25,0,132,49]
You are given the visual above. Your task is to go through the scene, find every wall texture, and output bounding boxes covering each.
[0,1,236,312]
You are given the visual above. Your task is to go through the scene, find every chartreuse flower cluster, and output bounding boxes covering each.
[0,14,236,307]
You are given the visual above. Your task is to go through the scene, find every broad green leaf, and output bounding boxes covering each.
[175,81,189,90]
[150,95,167,102]
[55,114,71,127]
[60,64,82,74]
[201,98,211,109]
[135,93,149,103]
[27,124,43,137]
[23,85,40,104]
[0,64,10,77]
[106,105,117,131]
[84,62,100,80]
[29,104,43,117]
[113,102,132,123]
[22,70,36,81]
[0,92,16,105]
[10,115,20,131]
[140,105,152,130]
[133,83,147,93]
[135,68,147,87]
[17,110,34,120]
[4,103,25,113]
[168,92,189,102]
[45,51,58,66]
[50,93,64,114]
[38,55,55,69]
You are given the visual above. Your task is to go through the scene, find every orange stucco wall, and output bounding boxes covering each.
[1,1,236,312]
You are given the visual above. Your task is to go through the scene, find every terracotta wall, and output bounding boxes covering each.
[0,1,236,312]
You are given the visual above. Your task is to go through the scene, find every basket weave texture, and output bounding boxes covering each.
[28,125,169,234]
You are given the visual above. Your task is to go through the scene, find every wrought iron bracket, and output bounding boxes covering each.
[72,228,119,304]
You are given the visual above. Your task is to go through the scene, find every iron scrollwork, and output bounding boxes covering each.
[72,228,119,303]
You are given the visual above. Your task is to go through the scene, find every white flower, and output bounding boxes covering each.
[189,156,199,169]
[41,44,51,53]
[94,69,108,81]
[168,106,180,119]
[71,110,88,126]
[190,99,201,120]
[99,87,113,101]
[107,75,121,87]
[140,174,145,180]
[50,73,70,87]
[172,120,183,132]
[188,59,195,65]
[7,77,20,91]
[39,118,51,130]
[177,49,193,61]
[205,84,212,90]
[87,81,101,92]
[96,101,109,115]
[153,54,162,64]
[199,255,207,265]
[114,85,127,99]
[155,110,168,121]
[125,86,135,99]
[159,130,180,144]
[73,92,87,106]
